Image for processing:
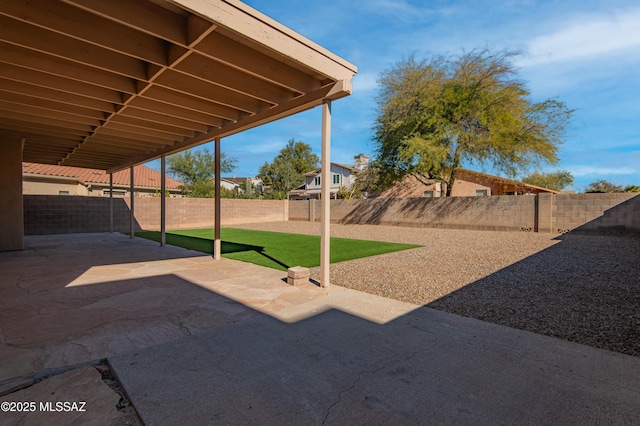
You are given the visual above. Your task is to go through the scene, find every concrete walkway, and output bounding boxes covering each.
[1,233,639,425]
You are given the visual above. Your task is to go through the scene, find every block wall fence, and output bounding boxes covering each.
[23,196,288,235]
[23,193,639,235]
[290,193,640,234]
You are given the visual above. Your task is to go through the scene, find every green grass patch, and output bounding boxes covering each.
[135,228,420,271]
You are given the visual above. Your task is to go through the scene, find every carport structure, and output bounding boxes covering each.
[0,0,357,286]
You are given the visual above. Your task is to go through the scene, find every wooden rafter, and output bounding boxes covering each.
[0,0,356,171]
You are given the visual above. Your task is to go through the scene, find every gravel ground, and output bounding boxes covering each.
[232,221,640,357]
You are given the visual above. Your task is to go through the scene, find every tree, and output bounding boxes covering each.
[167,147,236,198]
[373,50,573,196]
[258,139,319,198]
[624,184,640,193]
[585,180,624,193]
[522,170,574,192]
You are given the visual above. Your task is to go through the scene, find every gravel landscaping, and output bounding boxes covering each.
[233,221,640,357]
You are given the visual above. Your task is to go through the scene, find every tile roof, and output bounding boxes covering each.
[303,163,359,177]
[22,163,183,189]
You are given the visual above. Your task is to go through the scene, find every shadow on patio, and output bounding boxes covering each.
[1,232,639,424]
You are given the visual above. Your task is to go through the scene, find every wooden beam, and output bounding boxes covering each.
[107,80,352,172]
[123,106,210,132]
[153,69,270,113]
[175,53,296,103]
[0,63,123,104]
[0,109,95,132]
[109,115,197,138]
[0,91,105,120]
[0,78,116,112]
[0,100,103,127]
[195,31,320,94]
[171,0,357,80]
[62,0,188,45]
[101,121,187,140]
[0,42,137,94]
[0,0,168,65]
[138,87,239,122]
[0,15,147,80]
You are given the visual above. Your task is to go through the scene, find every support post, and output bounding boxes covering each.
[129,166,134,239]
[109,173,113,233]
[161,156,166,246]
[214,138,222,260]
[320,100,332,287]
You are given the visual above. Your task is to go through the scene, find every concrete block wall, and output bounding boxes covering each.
[133,198,288,230]
[554,193,639,234]
[23,196,288,234]
[24,195,132,235]
[289,193,640,234]
[324,196,536,231]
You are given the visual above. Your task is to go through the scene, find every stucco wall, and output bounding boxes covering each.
[0,135,24,250]
[23,180,88,196]
[290,194,640,234]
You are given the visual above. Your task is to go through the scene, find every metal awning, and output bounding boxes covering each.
[0,0,357,173]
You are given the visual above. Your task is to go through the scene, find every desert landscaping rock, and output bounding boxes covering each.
[234,222,640,357]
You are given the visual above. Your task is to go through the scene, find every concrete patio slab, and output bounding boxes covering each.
[0,233,325,386]
[110,304,640,425]
[2,232,640,425]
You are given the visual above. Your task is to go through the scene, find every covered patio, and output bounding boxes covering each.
[2,232,639,424]
[0,0,357,287]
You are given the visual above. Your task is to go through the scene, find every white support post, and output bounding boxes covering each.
[320,99,332,288]
[129,166,134,239]
[214,138,222,260]
[161,156,166,247]
[109,173,113,233]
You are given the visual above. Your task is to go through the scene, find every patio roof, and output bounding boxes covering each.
[0,0,357,173]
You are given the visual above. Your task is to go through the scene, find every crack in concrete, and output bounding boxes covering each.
[321,335,439,424]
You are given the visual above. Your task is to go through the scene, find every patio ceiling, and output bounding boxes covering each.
[0,0,357,173]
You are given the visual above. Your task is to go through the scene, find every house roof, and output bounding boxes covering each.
[0,0,357,173]
[378,168,559,198]
[456,168,560,194]
[22,162,183,190]
[223,177,254,185]
[303,163,359,177]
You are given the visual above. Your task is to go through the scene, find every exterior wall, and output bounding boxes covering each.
[23,180,89,196]
[305,164,356,196]
[450,179,492,197]
[23,196,288,235]
[289,193,640,234]
[0,135,24,250]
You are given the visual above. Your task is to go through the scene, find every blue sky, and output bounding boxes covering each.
[161,0,640,192]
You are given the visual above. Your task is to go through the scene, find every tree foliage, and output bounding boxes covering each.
[522,170,574,192]
[258,139,319,198]
[585,180,624,193]
[167,147,236,198]
[373,50,573,196]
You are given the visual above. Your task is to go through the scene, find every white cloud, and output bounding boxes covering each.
[518,8,640,67]
[353,72,378,93]
[570,165,636,177]
[241,139,287,154]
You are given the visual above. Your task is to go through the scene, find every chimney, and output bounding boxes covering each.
[354,153,370,171]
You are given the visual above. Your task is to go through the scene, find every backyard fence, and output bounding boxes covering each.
[23,193,639,235]
[290,193,640,234]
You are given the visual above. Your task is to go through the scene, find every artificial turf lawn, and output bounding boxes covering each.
[135,228,420,271]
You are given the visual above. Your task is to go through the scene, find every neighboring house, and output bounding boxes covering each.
[22,163,184,197]
[221,177,263,194]
[377,168,559,198]
[290,163,360,199]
